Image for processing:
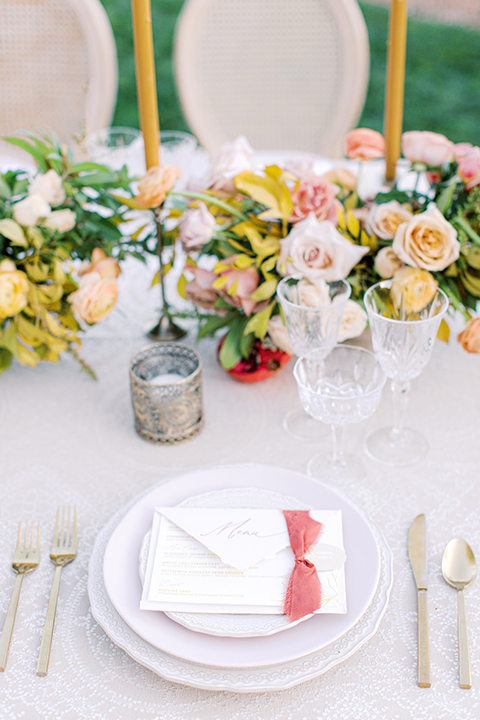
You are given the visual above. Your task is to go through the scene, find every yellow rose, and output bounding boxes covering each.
[392,206,460,271]
[136,165,182,209]
[390,267,438,315]
[0,265,29,318]
[68,274,118,324]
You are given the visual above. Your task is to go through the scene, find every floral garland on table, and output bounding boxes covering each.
[0,131,157,376]
[167,130,480,375]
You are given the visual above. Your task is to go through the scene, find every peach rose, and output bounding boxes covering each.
[78,248,120,280]
[68,273,118,324]
[278,213,368,282]
[458,318,480,353]
[136,165,182,208]
[374,246,404,279]
[289,176,340,224]
[344,128,386,161]
[179,202,217,250]
[456,146,480,191]
[366,201,413,240]
[267,315,293,354]
[401,131,454,167]
[321,167,357,192]
[392,206,460,271]
[337,300,368,342]
[184,267,219,312]
[390,267,438,314]
[0,264,29,318]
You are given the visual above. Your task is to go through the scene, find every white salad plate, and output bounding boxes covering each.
[89,464,392,687]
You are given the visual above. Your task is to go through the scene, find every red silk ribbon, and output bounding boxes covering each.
[282,510,323,622]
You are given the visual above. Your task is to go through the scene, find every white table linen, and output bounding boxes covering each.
[0,252,479,719]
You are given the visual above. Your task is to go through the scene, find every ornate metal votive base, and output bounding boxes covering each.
[130,344,203,445]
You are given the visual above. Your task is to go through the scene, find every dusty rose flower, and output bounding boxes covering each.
[0,263,29,318]
[267,315,293,354]
[367,201,413,241]
[456,146,480,191]
[289,176,340,224]
[401,131,454,167]
[321,167,358,192]
[68,273,118,324]
[136,165,182,208]
[458,318,480,353]
[374,246,404,279]
[392,206,460,272]
[278,213,368,282]
[217,262,260,316]
[337,300,368,342]
[390,267,438,314]
[344,128,386,161]
[179,202,216,250]
[184,267,219,312]
[455,143,473,161]
[13,194,50,227]
[44,209,76,234]
[29,169,66,207]
[208,136,254,192]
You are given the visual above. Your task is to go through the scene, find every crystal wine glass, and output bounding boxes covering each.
[293,345,386,483]
[276,275,351,440]
[363,277,449,466]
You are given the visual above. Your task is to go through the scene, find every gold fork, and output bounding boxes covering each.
[36,506,77,677]
[0,521,41,671]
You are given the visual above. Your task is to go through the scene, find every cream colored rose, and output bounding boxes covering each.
[392,206,460,271]
[44,209,76,234]
[374,247,404,279]
[0,265,29,318]
[208,136,255,192]
[390,267,438,315]
[278,213,368,281]
[68,273,118,324]
[13,194,51,227]
[29,169,66,207]
[337,300,368,342]
[267,315,293,354]
[296,278,331,307]
[136,165,182,208]
[366,201,413,240]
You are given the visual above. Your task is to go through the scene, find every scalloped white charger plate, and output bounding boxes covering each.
[90,464,393,687]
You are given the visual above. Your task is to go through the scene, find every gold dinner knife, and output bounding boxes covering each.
[408,514,431,687]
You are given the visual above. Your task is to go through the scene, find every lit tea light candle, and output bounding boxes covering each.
[149,373,184,386]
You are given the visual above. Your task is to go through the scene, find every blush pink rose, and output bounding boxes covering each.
[184,267,219,312]
[344,128,386,161]
[218,264,260,317]
[401,131,454,167]
[456,146,480,191]
[289,176,340,224]
[458,318,480,353]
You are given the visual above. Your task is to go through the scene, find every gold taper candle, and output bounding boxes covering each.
[383,0,408,181]
[131,0,160,169]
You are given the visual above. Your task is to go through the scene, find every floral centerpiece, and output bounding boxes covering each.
[0,131,151,376]
[168,130,480,378]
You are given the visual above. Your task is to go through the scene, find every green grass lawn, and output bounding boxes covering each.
[101,0,480,146]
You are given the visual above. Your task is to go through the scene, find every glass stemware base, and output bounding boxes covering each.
[282,408,328,441]
[307,451,366,485]
[364,426,428,466]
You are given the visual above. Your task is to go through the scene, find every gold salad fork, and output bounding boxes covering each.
[37,506,77,677]
[0,521,41,671]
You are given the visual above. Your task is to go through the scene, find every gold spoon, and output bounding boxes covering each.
[441,538,477,689]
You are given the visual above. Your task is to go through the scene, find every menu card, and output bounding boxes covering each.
[140,507,346,615]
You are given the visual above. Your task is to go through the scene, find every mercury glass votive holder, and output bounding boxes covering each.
[130,344,203,444]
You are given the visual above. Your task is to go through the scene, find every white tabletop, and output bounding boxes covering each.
[0,256,479,718]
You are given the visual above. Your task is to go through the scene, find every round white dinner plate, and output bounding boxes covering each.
[138,487,319,638]
[99,464,389,669]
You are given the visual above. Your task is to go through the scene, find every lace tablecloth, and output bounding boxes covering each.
[0,258,479,720]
